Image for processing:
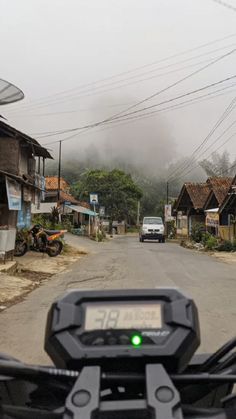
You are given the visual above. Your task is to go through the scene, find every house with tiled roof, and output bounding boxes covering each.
[174,182,211,237]
[203,177,232,236]
[204,177,232,210]
[174,177,236,238]
[32,175,96,235]
[218,176,236,241]
[45,176,70,194]
[45,176,78,205]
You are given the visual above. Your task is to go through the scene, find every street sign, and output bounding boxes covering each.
[205,212,219,227]
[90,193,98,205]
[99,206,105,216]
[164,204,172,221]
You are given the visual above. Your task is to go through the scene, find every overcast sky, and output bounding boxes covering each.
[1,0,236,177]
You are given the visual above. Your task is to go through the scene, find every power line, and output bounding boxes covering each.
[7,43,236,116]
[41,82,236,149]
[6,33,236,114]
[175,123,236,182]
[107,47,236,123]
[33,74,236,139]
[167,96,236,181]
[5,55,221,114]
[103,78,236,125]
[211,0,236,12]
[217,160,236,176]
[23,47,236,128]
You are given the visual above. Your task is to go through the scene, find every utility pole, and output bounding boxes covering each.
[165,181,169,238]
[57,140,62,201]
[166,181,169,205]
[136,200,140,226]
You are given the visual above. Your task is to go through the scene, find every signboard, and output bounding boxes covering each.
[6,176,22,210]
[164,204,172,221]
[206,212,219,227]
[23,187,33,202]
[17,202,31,228]
[41,176,46,201]
[99,206,105,216]
[90,193,98,205]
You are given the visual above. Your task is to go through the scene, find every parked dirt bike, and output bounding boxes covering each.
[14,224,67,257]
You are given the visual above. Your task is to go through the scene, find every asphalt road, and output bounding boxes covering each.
[0,235,236,365]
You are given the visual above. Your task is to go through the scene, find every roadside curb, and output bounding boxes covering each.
[0,245,86,312]
[0,261,17,275]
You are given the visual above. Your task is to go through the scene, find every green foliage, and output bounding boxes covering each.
[204,235,218,250]
[90,231,105,242]
[16,228,30,243]
[73,169,142,225]
[32,214,51,229]
[51,206,60,227]
[201,232,212,246]
[126,226,139,233]
[190,223,205,243]
[217,240,234,252]
[32,214,72,232]
[166,220,176,239]
[47,157,187,221]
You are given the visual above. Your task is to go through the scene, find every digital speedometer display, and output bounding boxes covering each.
[84,303,162,330]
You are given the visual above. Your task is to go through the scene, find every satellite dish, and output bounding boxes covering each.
[0,78,24,105]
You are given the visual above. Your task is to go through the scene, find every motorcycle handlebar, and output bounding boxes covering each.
[1,360,236,419]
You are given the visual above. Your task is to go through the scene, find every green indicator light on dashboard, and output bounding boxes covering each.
[131,334,142,347]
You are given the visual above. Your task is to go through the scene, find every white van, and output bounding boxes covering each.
[139,217,165,243]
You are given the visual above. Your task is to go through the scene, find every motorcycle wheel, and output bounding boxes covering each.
[14,241,28,257]
[46,240,63,257]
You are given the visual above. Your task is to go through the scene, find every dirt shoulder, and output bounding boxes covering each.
[210,251,236,264]
[0,245,86,311]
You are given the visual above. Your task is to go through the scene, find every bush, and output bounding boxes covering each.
[201,232,212,246]
[204,235,218,250]
[127,226,139,233]
[90,230,104,242]
[191,223,205,243]
[32,214,51,229]
[167,220,176,239]
[217,240,233,252]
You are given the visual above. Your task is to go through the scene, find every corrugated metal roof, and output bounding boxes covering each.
[65,204,96,216]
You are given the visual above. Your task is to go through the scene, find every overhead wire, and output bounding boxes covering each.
[4,43,236,115]
[95,47,236,124]
[99,79,236,126]
[173,122,236,182]
[6,33,236,115]
[41,83,236,148]
[167,96,236,181]
[16,47,236,128]
[211,0,236,13]
[34,73,236,139]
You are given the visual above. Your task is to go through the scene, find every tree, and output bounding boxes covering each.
[73,169,143,231]
[199,151,236,177]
